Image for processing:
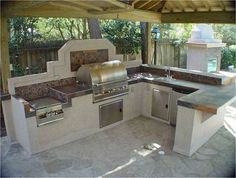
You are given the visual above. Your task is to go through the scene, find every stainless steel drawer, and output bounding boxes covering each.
[99,99,123,128]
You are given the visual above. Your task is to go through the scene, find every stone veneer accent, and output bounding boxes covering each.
[70,49,108,71]
[15,77,76,101]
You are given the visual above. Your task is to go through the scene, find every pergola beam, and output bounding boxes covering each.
[49,2,90,14]
[62,0,104,11]
[146,1,162,10]
[102,0,133,9]
[135,0,152,9]
[219,0,225,11]
[161,11,235,23]
[2,2,161,22]
[132,0,140,6]
[91,8,134,15]
[202,0,210,11]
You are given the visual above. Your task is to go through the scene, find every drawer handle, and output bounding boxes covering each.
[165,104,168,109]
[120,108,123,112]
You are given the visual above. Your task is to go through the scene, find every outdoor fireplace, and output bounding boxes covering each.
[187,24,225,73]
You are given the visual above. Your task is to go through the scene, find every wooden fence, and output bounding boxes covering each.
[151,40,187,68]
[10,47,59,76]
[11,40,187,76]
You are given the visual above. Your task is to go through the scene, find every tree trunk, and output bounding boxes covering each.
[57,24,65,41]
[77,24,81,39]
[82,19,87,39]
[140,22,147,64]
[87,18,102,39]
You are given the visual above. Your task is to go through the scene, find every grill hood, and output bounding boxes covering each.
[76,60,128,103]
[76,60,127,86]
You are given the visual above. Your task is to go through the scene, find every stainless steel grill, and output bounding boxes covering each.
[76,60,128,103]
[29,97,64,127]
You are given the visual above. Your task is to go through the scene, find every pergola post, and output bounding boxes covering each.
[147,22,152,64]
[0,16,10,93]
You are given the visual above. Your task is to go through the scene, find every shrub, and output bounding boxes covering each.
[221,46,236,70]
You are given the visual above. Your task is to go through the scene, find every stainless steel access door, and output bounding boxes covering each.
[151,89,170,122]
[99,99,123,128]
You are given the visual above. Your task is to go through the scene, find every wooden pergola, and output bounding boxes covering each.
[1,0,235,92]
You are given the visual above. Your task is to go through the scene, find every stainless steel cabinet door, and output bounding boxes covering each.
[151,89,170,121]
[99,99,123,128]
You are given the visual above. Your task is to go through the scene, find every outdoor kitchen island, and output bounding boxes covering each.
[2,39,236,157]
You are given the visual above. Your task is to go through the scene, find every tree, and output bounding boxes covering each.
[101,20,141,54]
[8,17,41,76]
[9,17,41,51]
[213,24,236,46]
[43,18,88,40]
[87,18,102,39]
[221,46,236,69]
[140,22,148,64]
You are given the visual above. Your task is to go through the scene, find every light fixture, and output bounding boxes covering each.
[151,26,160,40]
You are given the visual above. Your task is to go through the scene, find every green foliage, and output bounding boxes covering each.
[101,20,141,54]
[221,46,236,69]
[38,18,89,40]
[12,63,27,77]
[8,17,89,76]
[212,24,236,46]
[153,24,193,46]
[212,24,236,69]
[9,17,41,51]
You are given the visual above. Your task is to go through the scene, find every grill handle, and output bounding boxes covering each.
[94,79,128,87]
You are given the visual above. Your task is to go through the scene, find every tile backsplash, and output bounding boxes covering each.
[70,49,108,71]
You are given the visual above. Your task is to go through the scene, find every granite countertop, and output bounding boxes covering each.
[13,70,235,117]
[128,72,236,114]
[177,82,236,113]
[49,72,236,114]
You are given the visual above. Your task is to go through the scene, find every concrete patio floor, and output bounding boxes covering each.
[1,113,235,177]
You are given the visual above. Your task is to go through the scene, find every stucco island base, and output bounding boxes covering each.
[173,104,227,156]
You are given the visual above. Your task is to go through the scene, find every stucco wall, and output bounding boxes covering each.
[8,39,123,95]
